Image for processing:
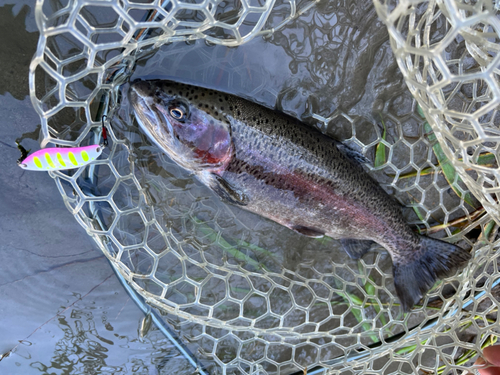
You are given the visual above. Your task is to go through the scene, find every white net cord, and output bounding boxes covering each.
[28,0,500,374]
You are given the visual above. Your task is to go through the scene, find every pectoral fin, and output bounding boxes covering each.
[290,225,325,238]
[340,239,374,259]
[210,174,249,206]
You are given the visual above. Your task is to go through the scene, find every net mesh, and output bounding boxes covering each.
[29,0,500,374]
[372,0,500,227]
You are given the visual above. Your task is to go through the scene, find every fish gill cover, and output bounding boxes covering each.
[29,0,500,374]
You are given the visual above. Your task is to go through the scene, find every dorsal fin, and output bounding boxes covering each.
[335,142,370,164]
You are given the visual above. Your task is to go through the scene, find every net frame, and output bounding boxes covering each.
[28,0,500,374]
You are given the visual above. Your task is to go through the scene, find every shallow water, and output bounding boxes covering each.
[0,3,197,374]
[0,0,477,374]
[112,2,464,373]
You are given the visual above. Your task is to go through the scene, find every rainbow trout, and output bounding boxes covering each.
[129,79,471,311]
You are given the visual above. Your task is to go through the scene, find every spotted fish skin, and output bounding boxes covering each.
[129,79,471,311]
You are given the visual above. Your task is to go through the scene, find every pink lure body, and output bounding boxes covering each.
[19,145,103,171]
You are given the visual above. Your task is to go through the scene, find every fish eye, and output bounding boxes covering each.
[169,107,186,121]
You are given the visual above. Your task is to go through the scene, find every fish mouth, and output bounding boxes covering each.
[129,80,153,116]
[129,79,155,99]
[130,79,180,140]
[129,80,164,134]
[129,80,186,164]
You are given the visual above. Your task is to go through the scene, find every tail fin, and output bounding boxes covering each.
[393,236,471,312]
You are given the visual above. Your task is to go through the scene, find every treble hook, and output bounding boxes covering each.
[16,141,30,165]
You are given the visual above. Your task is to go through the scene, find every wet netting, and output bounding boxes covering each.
[30,0,500,374]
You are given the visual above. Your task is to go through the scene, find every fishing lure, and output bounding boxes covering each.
[17,144,103,171]
[17,116,109,171]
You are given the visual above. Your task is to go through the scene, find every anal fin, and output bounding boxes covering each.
[291,225,325,238]
[340,239,374,259]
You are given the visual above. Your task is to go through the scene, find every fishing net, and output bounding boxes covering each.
[29,0,500,374]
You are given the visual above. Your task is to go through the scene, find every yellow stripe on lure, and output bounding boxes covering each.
[18,145,103,171]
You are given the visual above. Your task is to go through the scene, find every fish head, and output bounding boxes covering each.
[129,80,233,173]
